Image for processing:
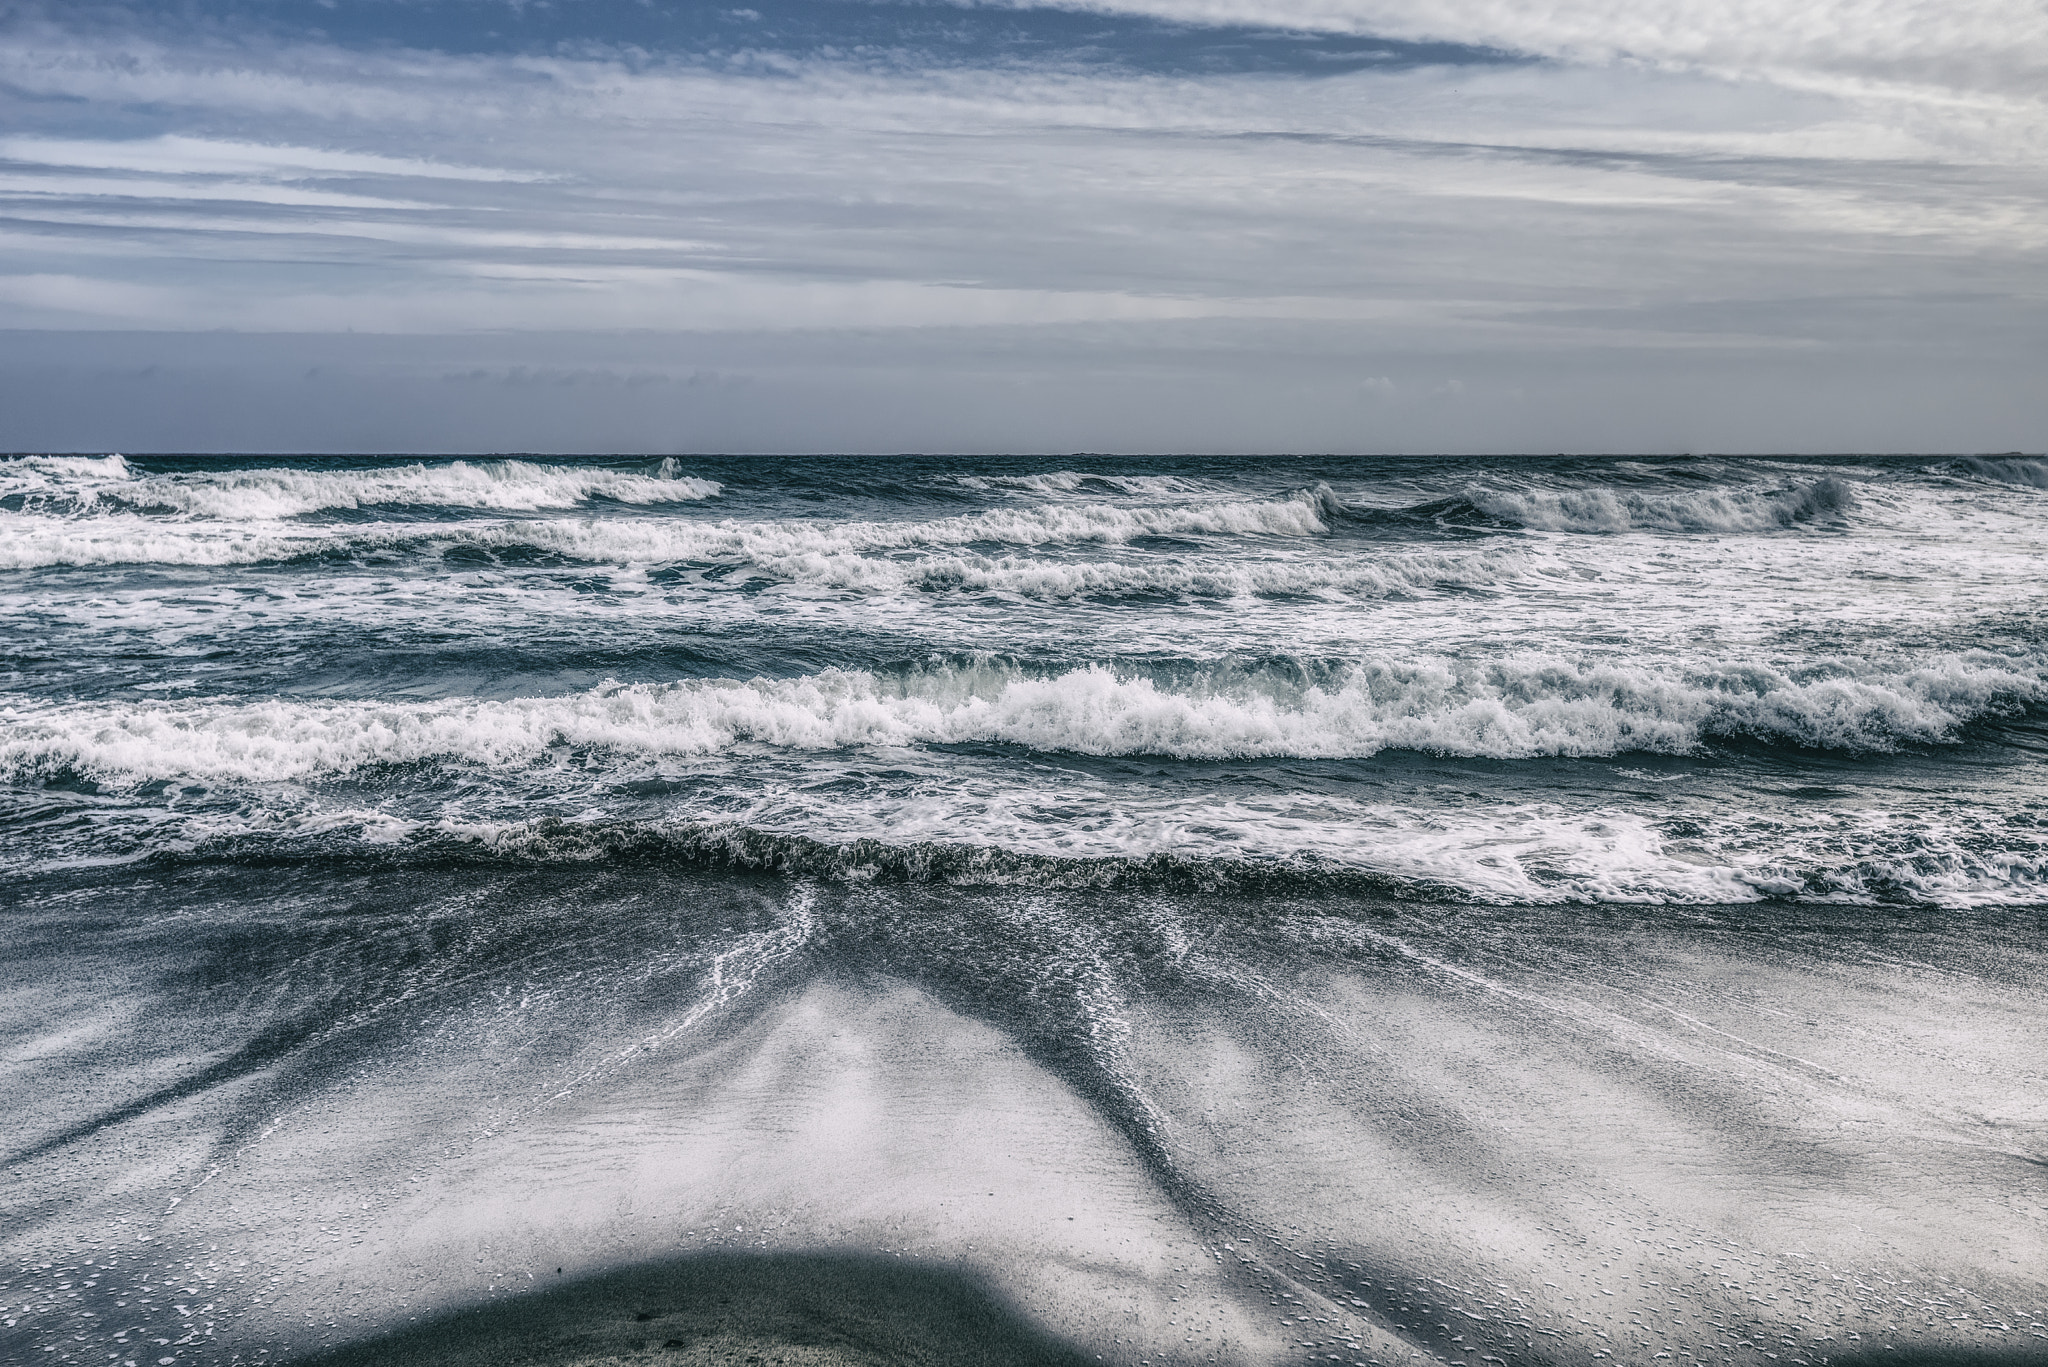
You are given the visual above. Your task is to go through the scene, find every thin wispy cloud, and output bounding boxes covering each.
[0,172,438,210]
[0,134,549,183]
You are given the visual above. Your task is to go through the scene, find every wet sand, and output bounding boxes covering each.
[4,869,2045,1367]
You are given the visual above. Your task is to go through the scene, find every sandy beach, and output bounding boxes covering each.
[7,864,2045,1367]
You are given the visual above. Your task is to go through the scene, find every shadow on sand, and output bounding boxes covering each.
[297,1250,1099,1367]
[1825,1354,2048,1367]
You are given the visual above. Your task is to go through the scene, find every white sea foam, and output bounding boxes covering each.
[0,511,332,569]
[0,487,1337,569]
[0,453,720,519]
[0,453,136,495]
[6,652,2036,786]
[1464,475,1854,532]
[482,489,1338,561]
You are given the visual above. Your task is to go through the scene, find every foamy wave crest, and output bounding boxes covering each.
[951,470,1219,496]
[1,455,719,519]
[0,453,136,497]
[1951,456,2048,489]
[0,489,1325,579]
[0,487,1337,569]
[473,488,1334,564]
[1463,476,1854,532]
[7,652,2037,784]
[0,512,332,570]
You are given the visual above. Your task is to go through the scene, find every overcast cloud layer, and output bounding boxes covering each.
[0,0,2043,451]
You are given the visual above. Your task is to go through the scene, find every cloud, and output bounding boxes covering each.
[0,134,546,183]
[0,209,724,256]
[962,0,2048,100]
[0,4,2040,449]
[0,172,435,210]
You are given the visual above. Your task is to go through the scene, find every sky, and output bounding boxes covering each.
[0,0,2043,453]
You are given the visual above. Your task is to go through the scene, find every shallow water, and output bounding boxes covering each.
[3,452,2044,1365]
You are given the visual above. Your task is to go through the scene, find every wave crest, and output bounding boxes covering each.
[950,470,1220,496]
[1951,456,2048,490]
[0,454,721,519]
[46,807,2041,910]
[0,486,1337,570]
[775,545,1523,598]
[1451,476,1855,533]
[6,652,2036,785]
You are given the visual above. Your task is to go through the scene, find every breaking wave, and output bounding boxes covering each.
[0,487,1340,570]
[5,453,2044,914]
[0,453,721,518]
[1437,476,1855,533]
[949,470,1220,496]
[454,809,2048,907]
[1950,456,2048,490]
[748,545,1525,598]
[0,513,321,570]
[20,804,2042,909]
[7,652,2037,785]
[0,453,134,494]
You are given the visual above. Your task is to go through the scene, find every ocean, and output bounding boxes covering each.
[3,451,2044,1367]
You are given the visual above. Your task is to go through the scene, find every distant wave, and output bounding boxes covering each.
[1950,456,2048,490]
[0,453,134,493]
[893,546,1523,599]
[7,652,2037,784]
[1402,475,1856,533]
[0,487,1339,570]
[0,453,721,518]
[949,470,1220,496]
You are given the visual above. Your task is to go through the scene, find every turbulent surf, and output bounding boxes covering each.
[4,452,2043,907]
